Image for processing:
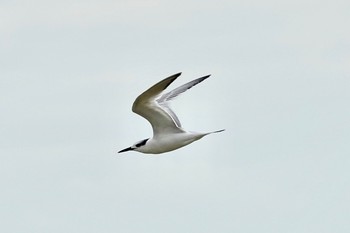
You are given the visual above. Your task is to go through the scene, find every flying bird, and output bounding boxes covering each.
[118,72,224,154]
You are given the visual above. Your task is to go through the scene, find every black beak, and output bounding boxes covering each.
[118,147,134,153]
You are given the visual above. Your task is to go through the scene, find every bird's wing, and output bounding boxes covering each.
[132,73,184,135]
[158,75,210,102]
[157,74,211,127]
[132,73,210,136]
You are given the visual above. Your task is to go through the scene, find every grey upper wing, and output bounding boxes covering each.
[156,74,211,127]
[158,75,210,103]
[132,73,184,135]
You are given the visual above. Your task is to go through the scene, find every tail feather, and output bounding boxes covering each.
[208,129,225,134]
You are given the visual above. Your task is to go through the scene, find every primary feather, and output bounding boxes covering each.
[132,73,209,135]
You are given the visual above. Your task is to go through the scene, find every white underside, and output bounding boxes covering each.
[136,131,207,154]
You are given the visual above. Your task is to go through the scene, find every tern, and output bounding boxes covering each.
[118,72,225,154]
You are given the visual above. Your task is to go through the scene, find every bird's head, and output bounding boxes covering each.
[118,138,149,153]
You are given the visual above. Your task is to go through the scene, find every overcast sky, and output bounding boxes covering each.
[1,0,349,232]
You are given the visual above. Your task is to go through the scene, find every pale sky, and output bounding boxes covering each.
[1,0,349,232]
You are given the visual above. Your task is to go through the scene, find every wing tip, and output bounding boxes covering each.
[163,72,182,89]
[174,72,182,77]
[194,74,211,84]
[168,72,182,79]
[202,74,211,79]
